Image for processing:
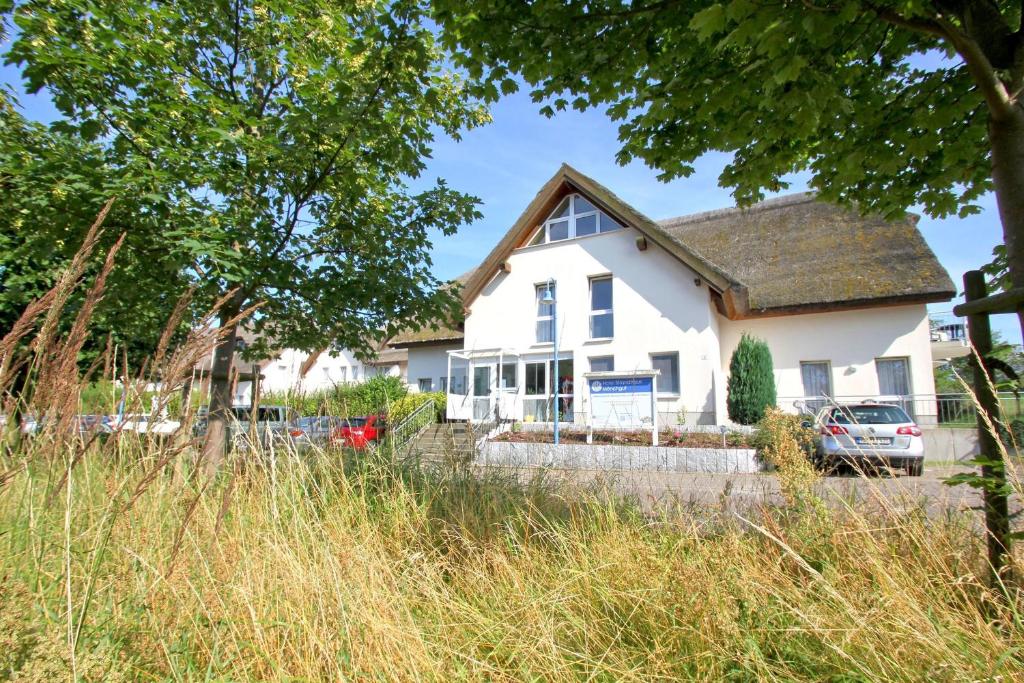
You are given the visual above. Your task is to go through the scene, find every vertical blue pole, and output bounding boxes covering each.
[553,292,559,446]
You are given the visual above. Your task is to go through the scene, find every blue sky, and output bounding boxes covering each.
[3,58,1017,344]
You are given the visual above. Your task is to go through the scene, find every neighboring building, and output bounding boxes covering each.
[195,330,407,405]
[390,164,955,427]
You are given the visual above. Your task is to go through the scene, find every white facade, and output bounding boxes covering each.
[406,344,456,393]
[425,212,940,427]
[231,348,373,405]
[718,305,936,422]
[448,224,723,426]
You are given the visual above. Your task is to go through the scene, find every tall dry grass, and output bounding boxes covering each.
[1,207,1023,681]
[1,446,1022,681]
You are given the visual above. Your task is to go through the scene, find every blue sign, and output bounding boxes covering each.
[589,377,653,394]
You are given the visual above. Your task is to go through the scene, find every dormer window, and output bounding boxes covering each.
[528,194,624,245]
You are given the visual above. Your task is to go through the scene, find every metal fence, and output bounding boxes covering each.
[778,393,1023,426]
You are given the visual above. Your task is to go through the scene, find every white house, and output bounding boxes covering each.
[390,165,955,427]
[195,332,407,406]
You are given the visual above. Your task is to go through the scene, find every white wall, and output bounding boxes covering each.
[717,304,936,421]
[231,347,367,405]
[300,348,365,392]
[407,344,459,393]
[463,227,723,424]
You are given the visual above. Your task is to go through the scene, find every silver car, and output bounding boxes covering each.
[815,402,924,476]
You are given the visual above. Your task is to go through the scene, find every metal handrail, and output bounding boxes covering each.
[390,397,436,451]
[778,392,1023,425]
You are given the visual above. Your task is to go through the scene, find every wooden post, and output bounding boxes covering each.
[964,270,1013,586]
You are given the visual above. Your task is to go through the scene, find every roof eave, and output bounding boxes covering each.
[727,290,956,320]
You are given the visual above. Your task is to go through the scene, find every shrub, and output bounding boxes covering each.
[727,333,777,425]
[753,407,820,509]
[389,391,446,424]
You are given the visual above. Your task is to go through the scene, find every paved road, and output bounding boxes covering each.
[493,463,1023,519]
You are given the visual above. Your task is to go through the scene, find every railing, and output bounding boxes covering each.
[778,393,1024,426]
[390,397,436,452]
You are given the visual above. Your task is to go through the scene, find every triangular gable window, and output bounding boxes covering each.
[531,193,623,245]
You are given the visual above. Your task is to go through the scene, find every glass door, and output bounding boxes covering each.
[473,365,493,421]
[549,358,574,421]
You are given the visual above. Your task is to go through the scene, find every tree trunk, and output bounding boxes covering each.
[964,271,1013,588]
[201,310,241,477]
[988,106,1024,338]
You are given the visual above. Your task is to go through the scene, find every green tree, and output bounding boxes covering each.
[727,333,776,425]
[935,330,1024,393]
[0,106,198,372]
[434,0,1024,333]
[6,0,487,469]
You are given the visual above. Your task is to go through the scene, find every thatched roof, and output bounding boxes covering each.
[389,167,954,344]
[657,193,955,314]
[366,346,408,366]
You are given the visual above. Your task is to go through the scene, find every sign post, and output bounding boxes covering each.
[584,370,660,446]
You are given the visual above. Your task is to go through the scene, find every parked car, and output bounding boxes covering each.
[106,413,181,436]
[330,415,387,450]
[815,402,924,476]
[291,416,345,447]
[194,405,302,450]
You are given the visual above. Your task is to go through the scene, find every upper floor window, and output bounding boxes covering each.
[589,276,613,338]
[536,282,555,343]
[528,194,624,246]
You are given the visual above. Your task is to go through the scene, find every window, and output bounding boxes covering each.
[439,377,448,392]
[500,362,517,389]
[418,378,432,392]
[800,361,833,411]
[525,362,547,395]
[536,282,555,343]
[449,365,467,395]
[876,357,914,417]
[590,356,614,373]
[338,367,347,382]
[876,357,911,396]
[589,276,613,338]
[651,353,680,394]
[473,366,491,396]
[537,194,624,244]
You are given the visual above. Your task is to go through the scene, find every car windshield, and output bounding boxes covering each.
[343,417,368,428]
[830,405,911,425]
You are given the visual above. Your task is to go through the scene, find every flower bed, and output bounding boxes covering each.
[492,428,754,449]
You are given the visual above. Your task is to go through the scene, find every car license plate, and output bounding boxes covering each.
[855,437,892,446]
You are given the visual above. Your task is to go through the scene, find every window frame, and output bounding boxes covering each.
[539,194,624,244]
[417,377,433,392]
[524,361,547,397]
[799,360,834,398]
[589,355,614,373]
[650,352,680,396]
[499,362,518,390]
[589,275,614,340]
[535,282,555,344]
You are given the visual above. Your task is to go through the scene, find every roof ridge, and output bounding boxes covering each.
[657,191,817,227]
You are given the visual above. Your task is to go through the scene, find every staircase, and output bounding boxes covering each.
[404,422,489,464]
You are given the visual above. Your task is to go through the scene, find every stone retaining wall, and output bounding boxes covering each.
[478,441,762,474]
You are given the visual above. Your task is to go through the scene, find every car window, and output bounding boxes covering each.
[830,405,910,424]
[344,417,368,427]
